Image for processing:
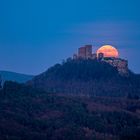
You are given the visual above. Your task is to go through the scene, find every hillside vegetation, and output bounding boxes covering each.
[29,59,140,97]
[0,81,139,140]
[0,59,140,140]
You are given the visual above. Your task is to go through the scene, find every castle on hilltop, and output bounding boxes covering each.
[73,45,128,75]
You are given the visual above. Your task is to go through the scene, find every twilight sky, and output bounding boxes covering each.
[0,0,140,75]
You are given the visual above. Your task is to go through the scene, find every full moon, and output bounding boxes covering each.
[97,45,119,58]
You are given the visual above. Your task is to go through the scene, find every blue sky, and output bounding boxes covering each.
[0,0,140,74]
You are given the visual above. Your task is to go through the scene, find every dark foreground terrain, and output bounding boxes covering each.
[0,82,139,140]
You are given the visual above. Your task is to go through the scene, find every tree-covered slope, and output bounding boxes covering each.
[28,59,140,97]
[0,81,139,140]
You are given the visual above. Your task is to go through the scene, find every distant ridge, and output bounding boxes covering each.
[0,71,34,83]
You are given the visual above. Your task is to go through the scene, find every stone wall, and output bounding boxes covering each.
[103,58,128,76]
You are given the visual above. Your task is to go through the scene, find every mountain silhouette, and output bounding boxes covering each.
[28,59,140,97]
[0,71,34,84]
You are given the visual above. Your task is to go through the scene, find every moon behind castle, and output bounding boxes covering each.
[97,45,119,58]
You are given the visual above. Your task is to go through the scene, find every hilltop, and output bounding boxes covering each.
[28,59,140,97]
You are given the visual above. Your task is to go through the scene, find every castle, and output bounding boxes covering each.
[73,45,128,75]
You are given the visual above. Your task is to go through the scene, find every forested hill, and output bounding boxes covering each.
[0,59,139,140]
[28,59,140,97]
[0,81,140,140]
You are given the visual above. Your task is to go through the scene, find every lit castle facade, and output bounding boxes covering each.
[73,45,128,75]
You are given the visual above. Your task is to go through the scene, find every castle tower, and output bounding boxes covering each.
[78,47,86,58]
[85,45,92,58]
[98,53,104,60]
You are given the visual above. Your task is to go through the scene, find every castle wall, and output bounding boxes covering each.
[103,58,128,75]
